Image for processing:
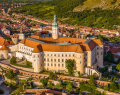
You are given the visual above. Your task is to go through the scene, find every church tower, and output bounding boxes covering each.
[19,26,25,40]
[52,14,59,39]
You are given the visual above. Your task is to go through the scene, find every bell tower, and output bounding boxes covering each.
[19,26,25,40]
[52,14,59,39]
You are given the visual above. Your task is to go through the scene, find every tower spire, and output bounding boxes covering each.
[20,26,23,34]
[54,14,57,22]
[52,14,58,27]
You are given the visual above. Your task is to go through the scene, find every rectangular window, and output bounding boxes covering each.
[47,59,49,61]
[97,53,99,55]
[44,58,46,61]
[58,59,60,62]
[66,54,67,57]
[47,54,49,56]
[58,64,60,67]
[69,54,71,57]
[54,64,56,67]
[54,54,56,56]
[51,59,53,62]
[48,63,49,66]
[62,59,64,62]
[51,64,53,66]
[54,59,56,62]
[62,64,64,67]
[62,54,63,57]
[73,54,74,57]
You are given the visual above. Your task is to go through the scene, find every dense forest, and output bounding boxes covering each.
[13,0,120,30]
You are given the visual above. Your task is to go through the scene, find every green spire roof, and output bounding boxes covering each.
[52,14,58,27]
[20,26,23,34]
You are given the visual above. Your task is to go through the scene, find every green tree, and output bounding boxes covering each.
[116,63,120,72]
[89,76,95,86]
[4,36,11,40]
[49,71,55,80]
[40,78,48,87]
[110,82,117,92]
[66,82,73,91]
[65,59,75,75]
[10,56,16,64]
[5,69,14,79]
[47,81,54,87]
[104,85,108,91]
[106,51,114,63]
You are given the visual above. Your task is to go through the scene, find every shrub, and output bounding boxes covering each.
[26,61,32,68]
[40,78,48,87]
[10,56,16,64]
[28,77,32,81]
[49,71,55,80]
[5,69,14,79]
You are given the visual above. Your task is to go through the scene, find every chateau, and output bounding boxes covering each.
[16,15,103,76]
[0,15,103,76]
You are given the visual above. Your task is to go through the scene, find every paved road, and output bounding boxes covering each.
[0,84,11,95]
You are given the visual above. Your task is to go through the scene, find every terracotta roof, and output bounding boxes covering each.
[7,40,14,45]
[0,45,9,50]
[20,36,103,53]
[104,47,109,50]
[19,38,26,44]
[109,48,120,53]
[32,45,42,53]
[0,37,9,46]
[93,39,103,45]
[114,54,120,59]
[41,44,83,53]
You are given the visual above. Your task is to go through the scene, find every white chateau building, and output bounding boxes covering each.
[0,15,103,77]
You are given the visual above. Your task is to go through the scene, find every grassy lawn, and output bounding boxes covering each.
[11,61,32,68]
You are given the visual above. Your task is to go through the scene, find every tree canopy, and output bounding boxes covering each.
[65,59,75,75]
[10,56,16,64]
[40,78,48,87]
[116,63,120,72]
[12,0,120,29]
[5,69,14,79]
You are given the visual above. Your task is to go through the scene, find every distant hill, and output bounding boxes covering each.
[13,0,120,30]
[74,0,120,12]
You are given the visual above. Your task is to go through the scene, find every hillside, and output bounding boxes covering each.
[13,0,120,30]
[74,0,120,12]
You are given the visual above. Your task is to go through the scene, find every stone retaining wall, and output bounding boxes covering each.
[0,63,111,86]
[26,89,67,95]
[4,76,19,85]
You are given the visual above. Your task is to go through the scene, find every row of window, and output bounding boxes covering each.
[44,54,74,57]
[44,58,65,62]
[19,47,32,51]
[44,63,64,67]
[97,52,103,55]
